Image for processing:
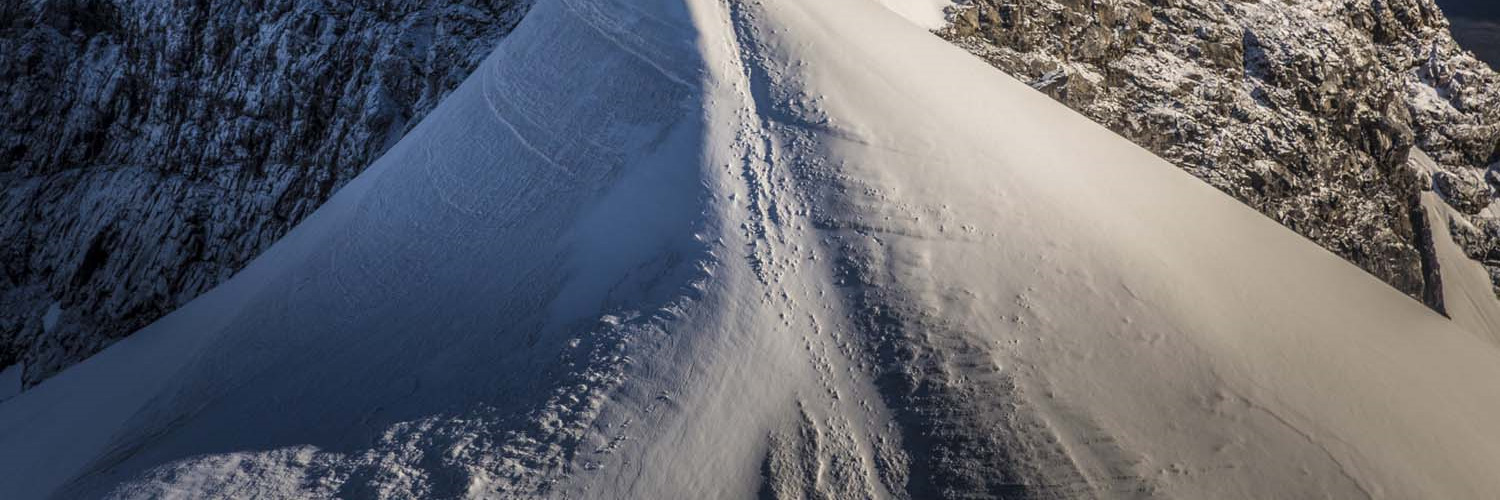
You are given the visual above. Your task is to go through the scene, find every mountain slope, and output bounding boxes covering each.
[940,0,1500,316]
[0,0,531,389]
[5,0,1500,498]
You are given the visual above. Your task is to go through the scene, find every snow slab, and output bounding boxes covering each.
[4,0,1500,498]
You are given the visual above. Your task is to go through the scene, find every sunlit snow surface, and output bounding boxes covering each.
[6,0,1500,498]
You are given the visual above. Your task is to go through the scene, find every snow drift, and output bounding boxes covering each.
[5,0,1500,498]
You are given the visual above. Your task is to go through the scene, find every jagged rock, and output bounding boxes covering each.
[0,0,532,387]
[1435,169,1492,213]
[941,0,1500,309]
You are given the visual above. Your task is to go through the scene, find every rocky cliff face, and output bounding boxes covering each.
[0,0,530,388]
[940,0,1500,311]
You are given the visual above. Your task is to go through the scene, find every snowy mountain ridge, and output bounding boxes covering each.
[5,0,1500,498]
[7,0,1500,404]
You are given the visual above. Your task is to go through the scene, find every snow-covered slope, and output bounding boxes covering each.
[6,0,1500,498]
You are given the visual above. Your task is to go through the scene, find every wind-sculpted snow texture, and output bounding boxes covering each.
[8,0,1500,498]
[0,0,530,388]
[941,0,1500,315]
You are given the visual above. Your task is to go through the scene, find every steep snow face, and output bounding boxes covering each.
[6,0,1500,498]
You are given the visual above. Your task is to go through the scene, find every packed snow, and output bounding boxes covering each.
[5,0,1500,498]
